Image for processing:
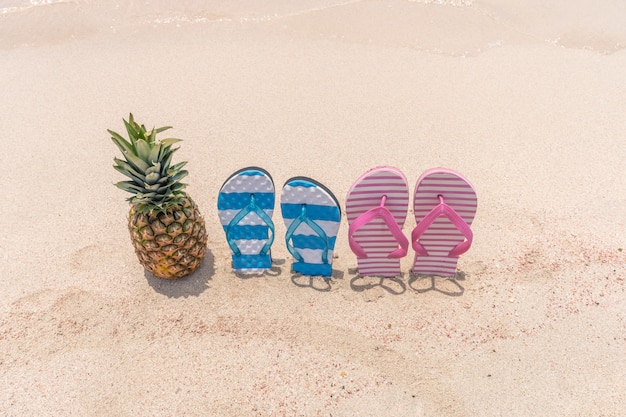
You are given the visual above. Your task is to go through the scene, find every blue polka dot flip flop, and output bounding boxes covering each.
[218,167,275,274]
[280,177,341,277]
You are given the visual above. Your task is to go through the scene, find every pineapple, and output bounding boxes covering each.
[109,114,207,279]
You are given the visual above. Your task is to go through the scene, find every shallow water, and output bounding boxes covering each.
[0,0,624,55]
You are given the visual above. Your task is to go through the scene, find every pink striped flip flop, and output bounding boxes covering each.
[411,168,477,277]
[346,167,410,277]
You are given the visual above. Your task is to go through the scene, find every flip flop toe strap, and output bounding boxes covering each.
[285,205,330,264]
[348,197,408,259]
[226,194,275,256]
[411,196,473,257]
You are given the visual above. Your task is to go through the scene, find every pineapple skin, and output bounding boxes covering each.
[128,194,207,279]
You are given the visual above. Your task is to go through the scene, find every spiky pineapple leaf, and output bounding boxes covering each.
[135,139,152,161]
[144,183,173,194]
[169,161,188,172]
[137,192,158,200]
[170,183,186,192]
[115,181,145,194]
[148,143,161,164]
[145,162,161,175]
[148,128,156,144]
[160,138,182,147]
[122,150,150,172]
[109,130,134,155]
[113,162,145,185]
[168,170,189,183]
[113,158,145,179]
[155,126,172,134]
[159,149,175,174]
[123,118,140,148]
[110,114,191,212]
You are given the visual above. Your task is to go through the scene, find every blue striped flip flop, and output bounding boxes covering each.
[280,177,341,277]
[217,167,275,274]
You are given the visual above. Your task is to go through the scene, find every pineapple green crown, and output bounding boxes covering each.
[109,113,189,213]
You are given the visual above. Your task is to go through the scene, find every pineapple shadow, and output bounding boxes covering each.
[145,249,215,297]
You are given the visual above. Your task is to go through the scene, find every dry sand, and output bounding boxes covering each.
[1,0,625,416]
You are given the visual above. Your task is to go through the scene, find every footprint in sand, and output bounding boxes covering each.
[69,243,129,273]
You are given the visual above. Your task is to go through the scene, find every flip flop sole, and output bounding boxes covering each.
[217,167,275,274]
[280,177,341,277]
[412,168,477,276]
[346,167,409,277]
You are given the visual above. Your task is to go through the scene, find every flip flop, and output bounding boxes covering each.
[217,167,275,274]
[346,167,410,277]
[280,177,341,277]
[411,168,477,277]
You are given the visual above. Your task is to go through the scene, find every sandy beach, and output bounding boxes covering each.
[1,0,625,415]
